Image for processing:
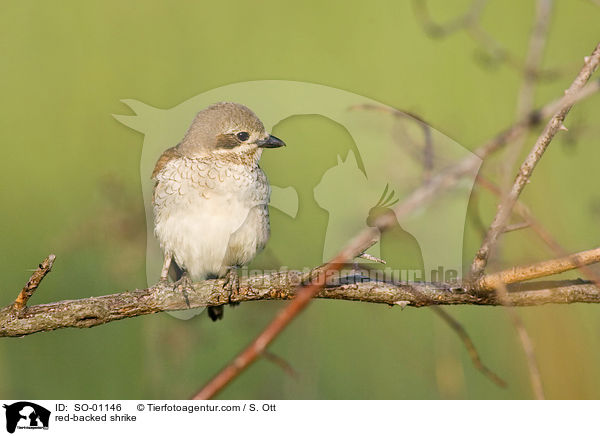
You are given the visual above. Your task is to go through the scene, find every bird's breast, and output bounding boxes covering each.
[152,156,271,279]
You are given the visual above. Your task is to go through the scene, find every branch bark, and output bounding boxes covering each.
[475,247,600,291]
[2,258,600,338]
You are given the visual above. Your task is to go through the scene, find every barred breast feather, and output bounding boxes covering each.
[152,147,271,280]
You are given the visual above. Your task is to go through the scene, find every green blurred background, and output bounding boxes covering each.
[1,0,599,399]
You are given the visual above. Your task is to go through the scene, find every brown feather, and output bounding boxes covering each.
[152,146,182,179]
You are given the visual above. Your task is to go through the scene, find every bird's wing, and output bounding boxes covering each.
[152,146,181,180]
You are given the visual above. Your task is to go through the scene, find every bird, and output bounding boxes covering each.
[151,102,285,321]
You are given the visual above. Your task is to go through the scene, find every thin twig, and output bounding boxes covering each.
[470,42,600,279]
[475,174,564,254]
[358,252,387,264]
[503,222,530,233]
[412,0,557,78]
[13,254,56,311]
[495,282,545,400]
[262,350,299,379]
[348,104,438,180]
[353,78,600,240]
[501,0,553,188]
[476,247,600,291]
[486,6,553,393]
[475,174,600,286]
[411,0,487,38]
[430,306,506,388]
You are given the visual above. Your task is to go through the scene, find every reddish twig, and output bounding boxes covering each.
[191,255,351,400]
[192,46,600,397]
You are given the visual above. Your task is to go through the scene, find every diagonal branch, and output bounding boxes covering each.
[470,42,600,279]
[430,306,507,388]
[13,254,56,311]
[191,256,349,400]
[355,76,600,237]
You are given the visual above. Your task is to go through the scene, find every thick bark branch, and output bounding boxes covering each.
[1,270,598,338]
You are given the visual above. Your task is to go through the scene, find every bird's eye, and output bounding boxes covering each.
[236,132,250,142]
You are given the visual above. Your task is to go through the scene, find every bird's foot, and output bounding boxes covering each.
[223,267,240,304]
[174,273,193,308]
[174,272,193,290]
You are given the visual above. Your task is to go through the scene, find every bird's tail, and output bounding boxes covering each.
[205,272,226,322]
[170,261,223,321]
[207,306,225,321]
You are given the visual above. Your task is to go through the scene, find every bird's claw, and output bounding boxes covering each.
[175,273,193,290]
[223,267,240,304]
[174,273,194,308]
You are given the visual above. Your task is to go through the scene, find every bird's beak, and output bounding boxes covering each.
[256,135,285,148]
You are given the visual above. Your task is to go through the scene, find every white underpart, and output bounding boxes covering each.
[152,151,270,280]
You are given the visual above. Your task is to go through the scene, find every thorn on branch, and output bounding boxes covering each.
[357,252,387,264]
[13,254,56,312]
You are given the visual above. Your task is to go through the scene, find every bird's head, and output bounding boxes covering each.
[178,102,285,160]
